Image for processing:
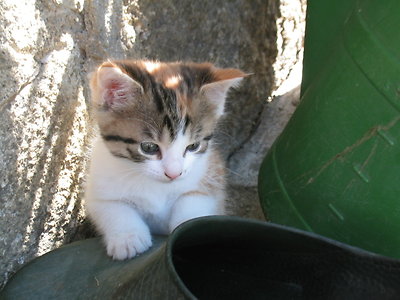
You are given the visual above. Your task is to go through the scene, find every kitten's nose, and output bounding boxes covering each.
[163,157,183,180]
[164,171,182,180]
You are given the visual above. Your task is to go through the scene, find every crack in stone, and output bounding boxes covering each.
[0,69,40,113]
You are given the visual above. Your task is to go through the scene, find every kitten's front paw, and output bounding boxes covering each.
[105,231,152,260]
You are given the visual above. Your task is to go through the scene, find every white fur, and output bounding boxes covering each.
[85,136,223,260]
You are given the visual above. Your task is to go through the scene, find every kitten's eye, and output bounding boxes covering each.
[186,142,201,152]
[140,142,159,155]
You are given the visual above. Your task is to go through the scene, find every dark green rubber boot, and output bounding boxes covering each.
[1,216,400,299]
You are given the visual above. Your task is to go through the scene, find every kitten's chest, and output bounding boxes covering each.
[131,183,187,234]
[134,185,181,213]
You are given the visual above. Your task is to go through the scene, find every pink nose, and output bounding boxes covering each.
[164,171,182,180]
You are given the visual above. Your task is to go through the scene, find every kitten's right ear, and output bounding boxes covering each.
[90,62,143,109]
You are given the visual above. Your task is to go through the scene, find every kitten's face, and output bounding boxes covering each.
[90,60,244,182]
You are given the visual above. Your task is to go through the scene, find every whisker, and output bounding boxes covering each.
[223,166,246,178]
[129,112,160,133]
[215,130,234,139]
[117,169,138,181]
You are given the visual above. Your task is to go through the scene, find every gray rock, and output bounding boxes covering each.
[0,0,305,288]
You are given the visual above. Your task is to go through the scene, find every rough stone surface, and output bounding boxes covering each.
[0,0,305,288]
[0,0,90,289]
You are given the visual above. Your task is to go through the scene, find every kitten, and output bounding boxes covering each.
[85,60,245,260]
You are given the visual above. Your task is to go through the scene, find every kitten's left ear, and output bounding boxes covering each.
[200,68,247,116]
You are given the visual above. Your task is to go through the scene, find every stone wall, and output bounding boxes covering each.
[0,0,305,288]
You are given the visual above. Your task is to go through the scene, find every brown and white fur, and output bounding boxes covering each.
[85,60,245,260]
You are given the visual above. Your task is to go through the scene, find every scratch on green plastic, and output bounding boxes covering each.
[377,128,395,145]
[352,163,370,183]
[328,203,345,222]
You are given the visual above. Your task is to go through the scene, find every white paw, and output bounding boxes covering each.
[105,231,152,260]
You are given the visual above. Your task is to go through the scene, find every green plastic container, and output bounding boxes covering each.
[259,0,400,259]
